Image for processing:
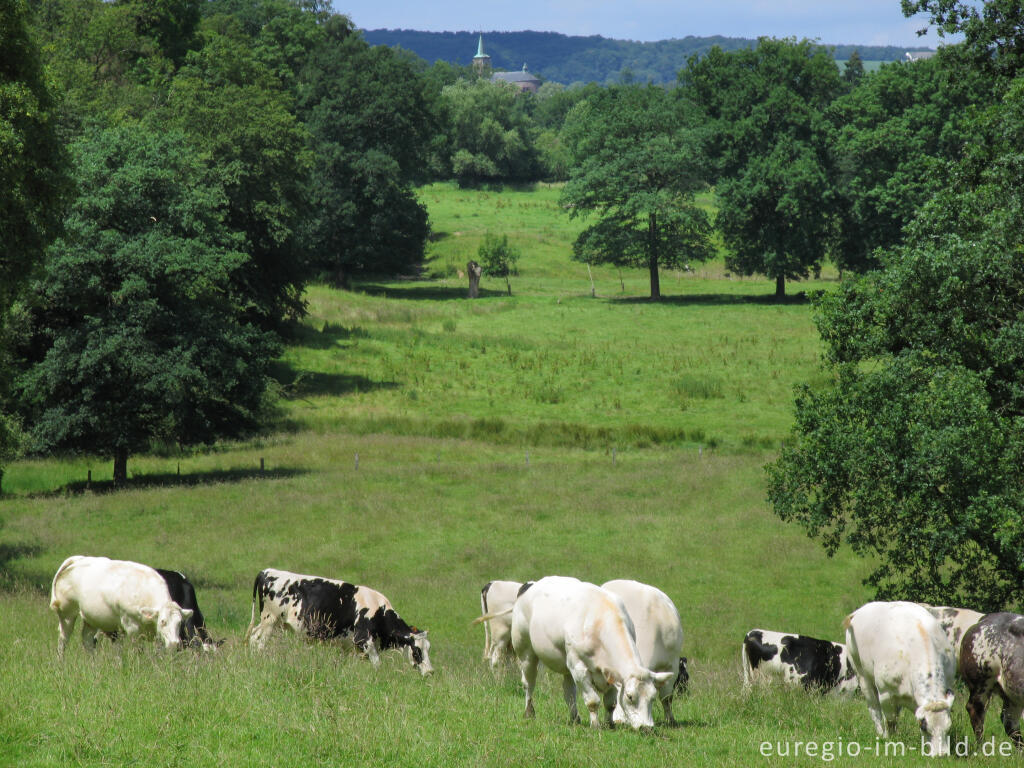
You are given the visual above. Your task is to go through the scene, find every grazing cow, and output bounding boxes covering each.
[480,580,523,671]
[923,605,984,678]
[741,629,858,694]
[844,601,956,756]
[49,555,193,657]
[960,612,1024,749]
[154,569,219,649]
[499,575,673,729]
[601,579,688,724]
[246,568,433,676]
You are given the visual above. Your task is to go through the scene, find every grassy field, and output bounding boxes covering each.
[0,183,1017,766]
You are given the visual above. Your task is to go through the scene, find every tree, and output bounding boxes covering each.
[766,79,1024,609]
[13,124,279,486]
[828,48,991,273]
[560,84,712,300]
[681,38,843,297]
[902,0,1024,79]
[842,50,865,87]
[298,14,434,283]
[477,233,520,295]
[1,0,70,489]
[442,78,540,185]
[162,16,314,329]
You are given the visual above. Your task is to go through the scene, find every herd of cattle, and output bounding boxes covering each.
[48,555,1024,754]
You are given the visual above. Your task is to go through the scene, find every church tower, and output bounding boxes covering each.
[472,34,491,75]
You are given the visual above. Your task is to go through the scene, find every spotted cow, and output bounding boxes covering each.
[960,612,1024,749]
[923,605,984,678]
[245,568,432,676]
[742,629,858,694]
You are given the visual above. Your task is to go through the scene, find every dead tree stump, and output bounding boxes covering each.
[467,260,482,298]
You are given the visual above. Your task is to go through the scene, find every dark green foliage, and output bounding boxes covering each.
[768,79,1024,610]
[163,16,314,328]
[902,0,1024,79]
[682,38,843,297]
[442,78,540,185]
[0,0,70,310]
[560,85,712,299]
[829,49,992,273]
[477,233,520,295]
[13,125,279,484]
[298,14,434,281]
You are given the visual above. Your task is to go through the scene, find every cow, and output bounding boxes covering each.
[486,575,673,729]
[959,612,1024,749]
[245,568,433,676]
[480,580,523,671]
[741,629,858,694]
[49,555,193,657]
[601,579,688,724]
[154,569,219,649]
[844,601,956,756]
[923,605,985,678]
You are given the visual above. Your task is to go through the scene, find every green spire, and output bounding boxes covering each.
[474,34,488,59]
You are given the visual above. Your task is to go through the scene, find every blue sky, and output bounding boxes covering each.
[330,0,950,48]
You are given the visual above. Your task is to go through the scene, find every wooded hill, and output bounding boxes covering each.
[360,29,931,84]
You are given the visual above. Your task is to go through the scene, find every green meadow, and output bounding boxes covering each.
[0,183,1017,766]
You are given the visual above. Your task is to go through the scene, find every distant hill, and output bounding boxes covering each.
[359,29,932,85]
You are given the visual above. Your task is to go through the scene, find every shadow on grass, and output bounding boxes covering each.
[270,362,398,398]
[611,292,813,307]
[284,322,370,351]
[356,283,508,301]
[15,467,310,500]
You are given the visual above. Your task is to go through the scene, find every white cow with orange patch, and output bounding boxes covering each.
[844,601,956,757]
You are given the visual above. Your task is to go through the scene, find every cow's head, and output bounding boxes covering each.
[916,692,955,757]
[141,603,194,650]
[404,628,433,676]
[610,670,674,730]
[674,657,690,693]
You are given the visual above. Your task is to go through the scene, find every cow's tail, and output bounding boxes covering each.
[471,606,513,626]
[480,582,494,659]
[49,556,80,612]
[243,571,265,643]
[740,634,753,689]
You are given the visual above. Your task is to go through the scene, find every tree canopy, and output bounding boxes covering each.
[12,125,279,485]
[560,84,712,300]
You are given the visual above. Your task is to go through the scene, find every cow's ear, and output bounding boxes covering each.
[653,671,675,686]
[605,669,620,687]
[140,608,157,622]
[180,608,194,621]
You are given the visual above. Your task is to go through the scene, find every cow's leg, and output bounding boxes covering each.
[561,674,581,725]
[999,697,1023,749]
[861,681,889,736]
[661,689,677,726]
[56,611,77,659]
[248,616,277,651]
[488,644,502,672]
[966,685,992,744]
[80,621,100,652]
[519,654,538,719]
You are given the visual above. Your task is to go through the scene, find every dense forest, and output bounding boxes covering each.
[4,0,1024,603]
[360,28,930,85]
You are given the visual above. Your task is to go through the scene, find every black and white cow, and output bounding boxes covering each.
[154,569,219,649]
[742,629,859,694]
[960,612,1024,749]
[246,568,433,676]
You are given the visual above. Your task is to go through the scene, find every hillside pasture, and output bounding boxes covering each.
[0,183,1015,765]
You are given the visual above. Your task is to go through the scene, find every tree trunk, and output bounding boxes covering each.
[113,448,128,487]
[775,274,786,299]
[467,260,482,298]
[505,276,512,296]
[648,213,661,300]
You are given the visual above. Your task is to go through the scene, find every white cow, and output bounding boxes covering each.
[49,555,193,657]
[844,601,956,757]
[923,605,985,678]
[601,579,687,724]
[480,580,525,671]
[506,576,673,729]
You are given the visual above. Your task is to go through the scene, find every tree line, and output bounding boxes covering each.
[3,0,1024,609]
[361,28,926,86]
